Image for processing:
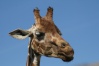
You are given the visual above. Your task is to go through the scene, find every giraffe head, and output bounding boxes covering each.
[9,7,74,62]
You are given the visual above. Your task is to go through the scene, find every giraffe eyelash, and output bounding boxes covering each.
[35,32,45,41]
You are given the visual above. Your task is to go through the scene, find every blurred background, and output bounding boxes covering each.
[0,0,99,66]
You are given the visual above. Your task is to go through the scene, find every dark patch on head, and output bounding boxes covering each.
[39,43,46,50]
[32,40,39,51]
[50,41,58,46]
[38,47,43,54]
[44,51,52,56]
[36,32,45,41]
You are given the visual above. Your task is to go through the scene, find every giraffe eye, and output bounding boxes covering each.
[61,43,66,48]
[35,31,45,41]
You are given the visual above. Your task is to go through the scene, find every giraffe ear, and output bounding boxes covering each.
[9,29,32,40]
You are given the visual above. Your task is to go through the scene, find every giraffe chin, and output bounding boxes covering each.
[62,56,74,62]
[58,54,74,62]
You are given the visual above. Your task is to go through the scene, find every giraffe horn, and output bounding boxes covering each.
[46,6,53,20]
[33,7,41,24]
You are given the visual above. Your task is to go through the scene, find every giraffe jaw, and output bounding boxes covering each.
[62,56,74,62]
[58,52,74,62]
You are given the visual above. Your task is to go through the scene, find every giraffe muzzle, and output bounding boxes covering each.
[58,46,74,62]
[58,51,74,62]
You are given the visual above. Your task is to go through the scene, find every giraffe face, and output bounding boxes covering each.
[9,7,74,63]
[30,7,74,62]
[30,17,74,62]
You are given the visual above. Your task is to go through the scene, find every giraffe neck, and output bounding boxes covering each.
[32,52,41,66]
[26,51,41,66]
[26,37,41,66]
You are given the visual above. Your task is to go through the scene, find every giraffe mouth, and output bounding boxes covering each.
[58,53,74,62]
[62,56,74,62]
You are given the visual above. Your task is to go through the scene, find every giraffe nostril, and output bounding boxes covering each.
[61,43,69,48]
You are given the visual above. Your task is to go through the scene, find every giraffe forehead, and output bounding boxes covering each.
[35,19,57,33]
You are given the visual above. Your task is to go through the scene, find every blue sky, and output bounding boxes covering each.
[0,0,99,66]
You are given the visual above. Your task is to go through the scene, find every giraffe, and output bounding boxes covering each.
[9,7,74,66]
